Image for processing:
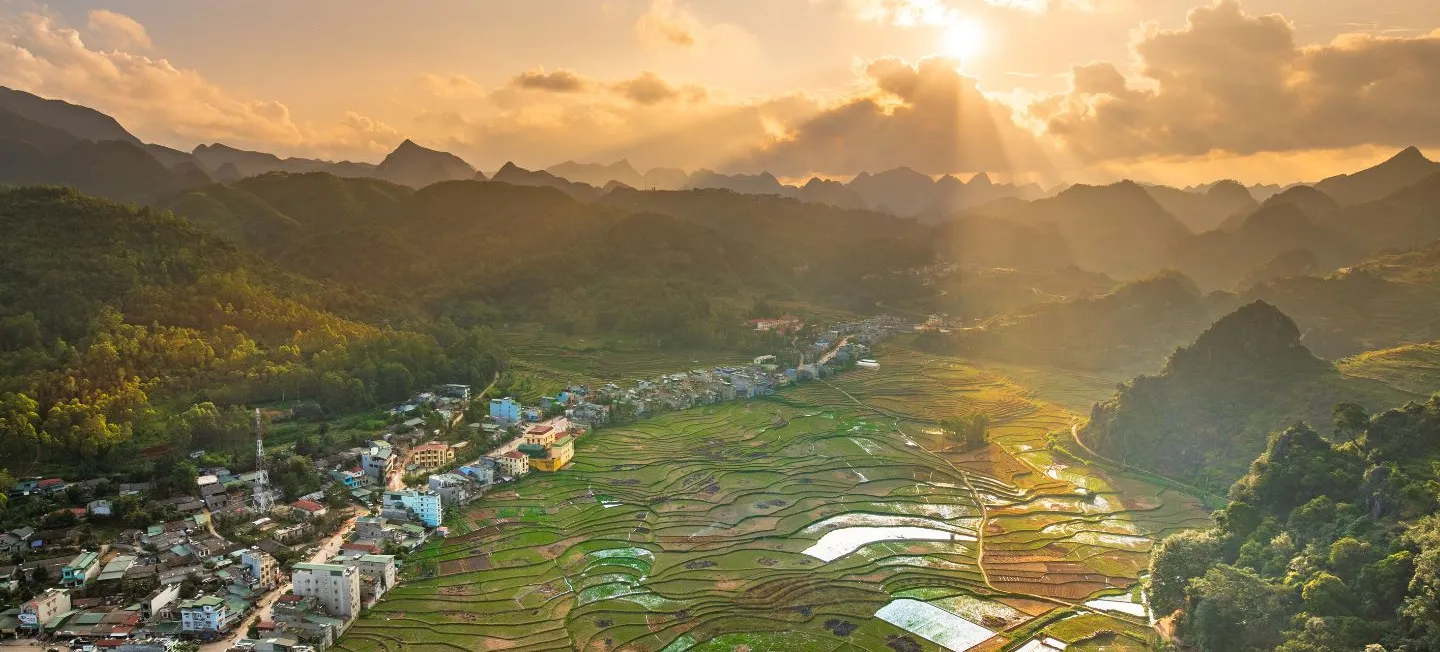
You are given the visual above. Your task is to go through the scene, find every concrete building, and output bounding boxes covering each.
[19,588,70,629]
[529,435,575,473]
[410,442,455,470]
[180,595,239,633]
[291,562,362,621]
[459,462,494,486]
[489,397,521,423]
[61,550,100,587]
[523,423,557,447]
[337,553,398,603]
[381,489,443,527]
[360,442,396,479]
[241,548,282,590]
[496,450,530,478]
[426,473,473,506]
[141,584,181,621]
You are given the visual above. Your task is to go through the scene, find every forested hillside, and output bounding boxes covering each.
[1082,301,1407,489]
[0,187,503,473]
[1149,397,1440,651]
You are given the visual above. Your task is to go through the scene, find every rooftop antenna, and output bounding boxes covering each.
[252,409,273,514]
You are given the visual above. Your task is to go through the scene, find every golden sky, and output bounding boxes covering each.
[4,0,1440,185]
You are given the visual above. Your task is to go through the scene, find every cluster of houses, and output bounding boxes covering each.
[1,541,400,652]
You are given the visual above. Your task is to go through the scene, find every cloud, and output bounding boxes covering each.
[736,56,1046,177]
[86,9,151,50]
[0,10,398,159]
[418,73,485,100]
[1033,0,1440,160]
[610,71,691,105]
[634,0,759,55]
[819,0,1121,21]
[508,68,593,93]
[824,0,959,27]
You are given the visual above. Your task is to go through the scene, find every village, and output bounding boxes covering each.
[0,316,907,652]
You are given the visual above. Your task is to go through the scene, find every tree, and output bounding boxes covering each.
[939,412,989,451]
[1301,572,1349,616]
[324,483,351,510]
[1333,402,1369,448]
[1149,530,1222,614]
[1186,565,1292,652]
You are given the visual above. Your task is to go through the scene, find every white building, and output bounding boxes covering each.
[19,588,70,629]
[179,595,238,633]
[360,442,395,479]
[337,553,398,603]
[292,562,362,621]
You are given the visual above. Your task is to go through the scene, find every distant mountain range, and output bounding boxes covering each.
[7,84,1440,298]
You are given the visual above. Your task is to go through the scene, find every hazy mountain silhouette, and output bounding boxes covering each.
[1219,185,1340,231]
[1169,203,1356,290]
[373,139,477,189]
[988,181,1191,277]
[1145,180,1257,233]
[491,162,602,201]
[1315,146,1440,205]
[1232,249,1322,293]
[546,160,644,188]
[1319,171,1440,253]
[0,86,142,145]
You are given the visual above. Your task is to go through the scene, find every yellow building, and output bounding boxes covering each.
[410,442,455,470]
[528,436,575,473]
[523,424,557,447]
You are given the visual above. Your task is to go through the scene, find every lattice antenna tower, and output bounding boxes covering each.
[252,408,273,513]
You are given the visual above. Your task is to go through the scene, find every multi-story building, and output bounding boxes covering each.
[291,562,362,621]
[61,550,100,587]
[489,397,521,423]
[360,442,395,479]
[240,548,282,590]
[179,595,239,633]
[381,489,443,527]
[522,424,557,447]
[140,584,181,621]
[426,473,472,506]
[19,588,70,629]
[410,442,455,470]
[529,435,575,473]
[337,553,398,604]
[496,450,529,478]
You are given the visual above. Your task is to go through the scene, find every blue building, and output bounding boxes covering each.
[489,397,521,424]
[382,489,443,527]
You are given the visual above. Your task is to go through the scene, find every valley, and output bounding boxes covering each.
[335,345,1209,652]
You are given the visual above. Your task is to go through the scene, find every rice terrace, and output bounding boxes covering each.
[335,346,1210,652]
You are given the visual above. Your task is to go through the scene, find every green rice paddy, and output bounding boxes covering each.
[335,347,1209,652]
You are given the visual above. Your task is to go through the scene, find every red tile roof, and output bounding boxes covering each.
[525,424,553,435]
[277,594,304,603]
[292,500,325,513]
[502,450,527,460]
[413,442,449,452]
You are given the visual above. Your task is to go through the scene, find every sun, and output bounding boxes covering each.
[941,19,985,62]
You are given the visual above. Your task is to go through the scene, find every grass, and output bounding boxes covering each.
[1339,341,1440,398]
[334,343,1208,652]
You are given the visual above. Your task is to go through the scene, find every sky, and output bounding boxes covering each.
[3,0,1440,186]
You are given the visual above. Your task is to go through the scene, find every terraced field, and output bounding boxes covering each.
[336,348,1208,652]
[499,326,754,387]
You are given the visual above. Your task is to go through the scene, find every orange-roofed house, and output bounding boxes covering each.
[496,450,529,478]
[522,424,556,447]
[291,500,328,520]
[410,442,455,470]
